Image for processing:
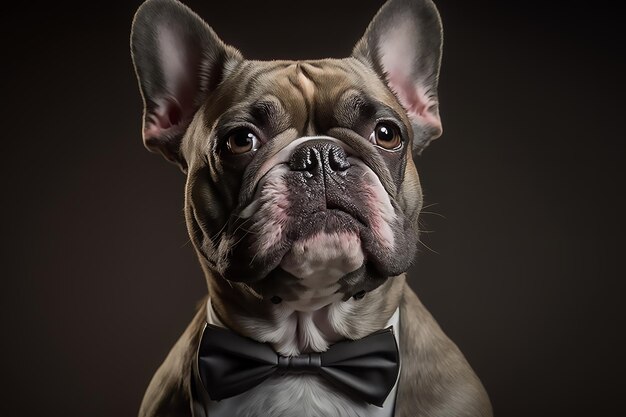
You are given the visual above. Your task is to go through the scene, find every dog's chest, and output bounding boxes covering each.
[207,374,372,417]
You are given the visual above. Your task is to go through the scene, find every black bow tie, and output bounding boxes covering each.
[195,323,400,407]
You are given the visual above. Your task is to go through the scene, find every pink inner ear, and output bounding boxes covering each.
[143,98,183,141]
[142,25,197,143]
[378,19,442,136]
[387,71,442,134]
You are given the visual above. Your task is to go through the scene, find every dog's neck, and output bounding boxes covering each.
[204,268,406,356]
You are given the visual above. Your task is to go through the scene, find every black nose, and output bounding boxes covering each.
[289,140,350,175]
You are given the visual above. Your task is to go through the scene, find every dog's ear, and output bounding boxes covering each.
[131,0,242,172]
[353,0,443,155]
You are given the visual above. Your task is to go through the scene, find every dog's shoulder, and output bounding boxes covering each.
[395,284,493,417]
[138,299,207,417]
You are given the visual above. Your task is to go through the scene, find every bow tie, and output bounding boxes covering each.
[196,323,400,407]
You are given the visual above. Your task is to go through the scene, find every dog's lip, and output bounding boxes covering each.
[220,209,368,283]
[325,206,368,228]
[236,170,371,225]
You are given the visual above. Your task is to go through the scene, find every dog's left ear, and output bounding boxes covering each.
[131,0,243,172]
[353,0,443,155]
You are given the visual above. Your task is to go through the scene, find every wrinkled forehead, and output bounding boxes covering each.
[211,58,404,135]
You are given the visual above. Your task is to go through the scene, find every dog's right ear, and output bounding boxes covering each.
[131,0,242,172]
[352,0,443,156]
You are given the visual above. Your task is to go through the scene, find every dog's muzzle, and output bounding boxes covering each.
[214,134,417,302]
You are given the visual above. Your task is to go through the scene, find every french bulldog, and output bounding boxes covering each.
[130,0,492,416]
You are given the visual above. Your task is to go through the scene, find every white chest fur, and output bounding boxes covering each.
[241,231,365,355]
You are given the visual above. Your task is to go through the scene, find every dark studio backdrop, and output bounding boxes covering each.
[1,0,624,416]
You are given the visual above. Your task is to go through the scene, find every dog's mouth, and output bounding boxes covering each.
[325,204,369,228]
[215,173,408,290]
[222,199,367,282]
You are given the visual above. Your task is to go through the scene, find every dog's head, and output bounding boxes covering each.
[131,0,443,308]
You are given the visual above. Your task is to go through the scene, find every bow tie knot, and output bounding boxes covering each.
[277,352,322,374]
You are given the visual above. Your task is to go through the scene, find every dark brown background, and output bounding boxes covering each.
[1,0,624,416]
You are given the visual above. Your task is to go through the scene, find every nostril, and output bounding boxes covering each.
[289,146,320,172]
[328,147,350,171]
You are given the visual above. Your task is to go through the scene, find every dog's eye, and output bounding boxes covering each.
[370,122,402,150]
[225,129,260,154]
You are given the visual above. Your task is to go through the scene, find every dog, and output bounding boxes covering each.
[130,0,492,416]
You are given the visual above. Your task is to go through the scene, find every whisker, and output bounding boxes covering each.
[231,216,255,236]
[232,229,251,248]
[417,238,439,255]
[420,210,446,219]
[210,219,230,242]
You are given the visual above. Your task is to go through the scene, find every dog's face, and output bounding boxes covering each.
[131,0,443,307]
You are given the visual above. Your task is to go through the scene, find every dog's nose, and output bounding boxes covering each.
[289,140,350,174]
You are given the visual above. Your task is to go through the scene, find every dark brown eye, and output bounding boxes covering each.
[225,129,259,154]
[370,122,402,150]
